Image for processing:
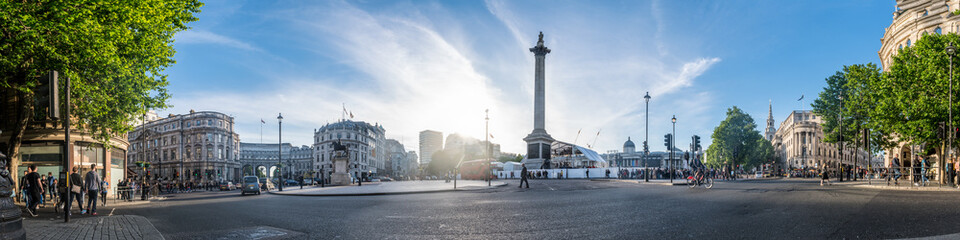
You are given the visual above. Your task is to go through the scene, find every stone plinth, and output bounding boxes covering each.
[331,151,351,185]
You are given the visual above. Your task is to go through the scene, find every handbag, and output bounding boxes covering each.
[71,185,81,194]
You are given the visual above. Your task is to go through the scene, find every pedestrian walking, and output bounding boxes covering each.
[820,165,831,186]
[519,166,529,188]
[24,165,42,217]
[84,164,102,215]
[68,166,84,215]
[19,170,28,204]
[101,180,109,207]
[46,172,57,205]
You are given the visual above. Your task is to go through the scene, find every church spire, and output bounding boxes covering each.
[765,100,776,141]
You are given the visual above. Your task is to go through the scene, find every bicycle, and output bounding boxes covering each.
[687,170,713,189]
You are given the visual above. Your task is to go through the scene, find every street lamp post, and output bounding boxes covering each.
[948,42,956,185]
[838,92,844,182]
[277,113,283,192]
[486,109,491,186]
[644,92,651,182]
[671,115,676,183]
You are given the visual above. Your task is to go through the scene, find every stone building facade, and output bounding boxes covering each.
[770,110,868,171]
[602,137,685,170]
[238,142,312,179]
[313,120,387,180]
[879,0,960,71]
[127,110,240,183]
[0,99,129,198]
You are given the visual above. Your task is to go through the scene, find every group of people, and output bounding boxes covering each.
[19,164,104,217]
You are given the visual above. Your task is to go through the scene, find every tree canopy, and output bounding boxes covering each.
[705,106,765,169]
[811,64,894,158]
[1,0,202,159]
[876,33,960,149]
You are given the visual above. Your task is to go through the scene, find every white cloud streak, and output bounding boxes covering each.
[175,30,260,51]
[166,0,723,155]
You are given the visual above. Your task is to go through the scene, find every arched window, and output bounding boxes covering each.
[907,39,912,47]
[936,27,943,34]
[924,10,929,16]
[899,44,903,50]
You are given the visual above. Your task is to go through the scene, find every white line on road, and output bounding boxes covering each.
[109,208,115,216]
[548,187,555,191]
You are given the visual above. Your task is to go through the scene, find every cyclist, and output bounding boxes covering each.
[690,156,706,183]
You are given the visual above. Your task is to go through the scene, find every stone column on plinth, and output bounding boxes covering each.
[522,32,555,169]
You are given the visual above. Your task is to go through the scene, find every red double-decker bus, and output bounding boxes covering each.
[458,159,496,180]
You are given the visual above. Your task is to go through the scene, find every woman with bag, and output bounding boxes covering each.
[68,166,84,215]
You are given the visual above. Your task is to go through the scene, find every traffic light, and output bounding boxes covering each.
[664,134,673,148]
[684,151,690,160]
[36,70,59,119]
[643,141,649,154]
[693,135,701,151]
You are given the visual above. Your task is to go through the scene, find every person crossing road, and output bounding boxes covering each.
[518,166,529,188]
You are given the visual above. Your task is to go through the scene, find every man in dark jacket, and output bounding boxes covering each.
[519,166,529,188]
[24,165,42,217]
[85,164,102,215]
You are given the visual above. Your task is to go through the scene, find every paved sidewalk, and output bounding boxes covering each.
[271,180,507,196]
[24,214,164,240]
[833,179,960,191]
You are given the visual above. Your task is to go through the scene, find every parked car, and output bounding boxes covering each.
[285,179,300,186]
[219,181,235,191]
[380,177,394,182]
[241,176,261,195]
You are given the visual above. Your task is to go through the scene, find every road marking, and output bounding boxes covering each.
[109,208,115,216]
[548,187,555,191]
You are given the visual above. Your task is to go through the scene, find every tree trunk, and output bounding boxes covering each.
[4,88,31,191]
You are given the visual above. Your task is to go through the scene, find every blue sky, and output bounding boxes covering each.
[162,0,893,155]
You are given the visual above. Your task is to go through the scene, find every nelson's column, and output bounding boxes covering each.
[522,32,555,169]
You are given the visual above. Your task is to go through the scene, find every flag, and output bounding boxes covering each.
[797,94,804,101]
[349,111,354,119]
[577,129,581,135]
[489,133,494,139]
[261,119,265,124]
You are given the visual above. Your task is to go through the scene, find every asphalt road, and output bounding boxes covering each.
[113,179,960,239]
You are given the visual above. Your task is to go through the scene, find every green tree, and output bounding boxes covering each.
[497,153,523,163]
[748,138,774,169]
[812,64,893,171]
[705,106,762,171]
[0,1,203,163]
[876,33,959,150]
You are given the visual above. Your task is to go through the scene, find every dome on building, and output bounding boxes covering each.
[623,137,635,148]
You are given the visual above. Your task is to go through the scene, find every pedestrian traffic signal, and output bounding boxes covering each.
[36,71,60,119]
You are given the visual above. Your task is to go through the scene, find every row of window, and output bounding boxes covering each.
[130,145,235,163]
[144,118,232,134]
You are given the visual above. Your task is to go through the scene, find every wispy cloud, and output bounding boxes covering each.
[175,30,259,51]
[166,0,724,154]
